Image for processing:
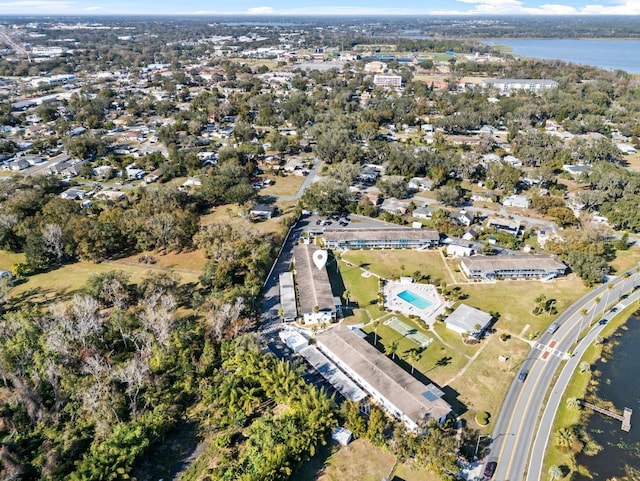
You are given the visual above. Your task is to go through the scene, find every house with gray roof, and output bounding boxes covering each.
[445,304,492,337]
[315,325,451,432]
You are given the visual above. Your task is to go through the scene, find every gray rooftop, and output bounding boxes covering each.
[461,254,566,272]
[293,244,335,314]
[323,227,439,242]
[299,345,367,402]
[316,325,451,426]
[445,304,493,334]
[279,272,297,321]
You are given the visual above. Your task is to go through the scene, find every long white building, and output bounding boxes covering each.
[323,228,440,250]
[316,326,451,432]
[481,78,558,94]
[460,254,566,281]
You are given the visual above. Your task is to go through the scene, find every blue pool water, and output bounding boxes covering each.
[397,290,432,310]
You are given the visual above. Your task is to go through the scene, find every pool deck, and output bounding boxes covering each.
[383,280,446,326]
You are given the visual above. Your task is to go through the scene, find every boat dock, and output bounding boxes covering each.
[579,400,632,432]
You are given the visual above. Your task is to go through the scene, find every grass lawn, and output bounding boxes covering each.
[622,151,640,171]
[609,246,640,274]
[460,275,589,339]
[199,206,287,236]
[338,259,385,322]
[259,174,305,197]
[341,249,453,284]
[449,334,532,430]
[7,261,181,305]
[431,321,482,358]
[108,250,206,280]
[295,438,439,481]
[0,250,25,270]
[360,314,467,387]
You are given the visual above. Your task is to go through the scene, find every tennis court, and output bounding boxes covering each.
[384,316,434,348]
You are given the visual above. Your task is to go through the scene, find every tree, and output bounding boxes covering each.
[548,465,563,481]
[385,340,399,360]
[366,407,386,446]
[372,320,381,345]
[435,184,464,206]
[406,349,422,374]
[301,179,351,215]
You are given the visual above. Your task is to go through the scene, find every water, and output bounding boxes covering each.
[575,316,640,479]
[483,39,640,74]
[397,289,432,309]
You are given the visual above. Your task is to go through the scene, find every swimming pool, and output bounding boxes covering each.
[397,289,433,310]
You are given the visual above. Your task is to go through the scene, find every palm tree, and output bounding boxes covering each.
[343,289,350,305]
[406,349,422,374]
[385,340,399,360]
[605,283,614,310]
[372,319,381,345]
[548,465,563,481]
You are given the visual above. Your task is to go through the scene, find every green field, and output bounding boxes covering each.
[341,249,454,284]
[461,275,589,339]
[360,314,468,388]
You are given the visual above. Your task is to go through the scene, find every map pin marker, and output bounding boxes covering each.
[312,249,328,270]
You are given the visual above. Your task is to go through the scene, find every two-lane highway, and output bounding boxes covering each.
[490,269,640,481]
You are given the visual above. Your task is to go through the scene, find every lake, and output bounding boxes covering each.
[575,316,640,480]
[483,39,640,74]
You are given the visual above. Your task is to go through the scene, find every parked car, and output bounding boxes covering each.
[483,461,497,479]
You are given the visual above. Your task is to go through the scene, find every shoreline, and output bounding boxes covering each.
[545,305,640,478]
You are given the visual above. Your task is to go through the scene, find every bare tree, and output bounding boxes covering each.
[42,223,64,263]
[114,354,149,419]
[139,293,176,348]
[71,294,102,347]
[204,297,246,341]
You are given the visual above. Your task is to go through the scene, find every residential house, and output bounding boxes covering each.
[460,254,566,281]
[60,187,89,200]
[380,198,410,216]
[323,227,440,250]
[8,158,29,171]
[446,241,475,257]
[452,209,474,227]
[315,325,451,432]
[445,304,492,337]
[249,203,277,219]
[502,195,530,209]
[411,205,434,220]
[407,177,433,191]
[486,217,521,236]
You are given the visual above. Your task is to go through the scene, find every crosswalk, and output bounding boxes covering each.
[534,342,568,360]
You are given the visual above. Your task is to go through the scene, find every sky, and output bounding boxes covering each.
[1,0,640,16]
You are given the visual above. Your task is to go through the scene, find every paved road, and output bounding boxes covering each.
[527,287,640,481]
[489,269,640,481]
[279,160,320,201]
